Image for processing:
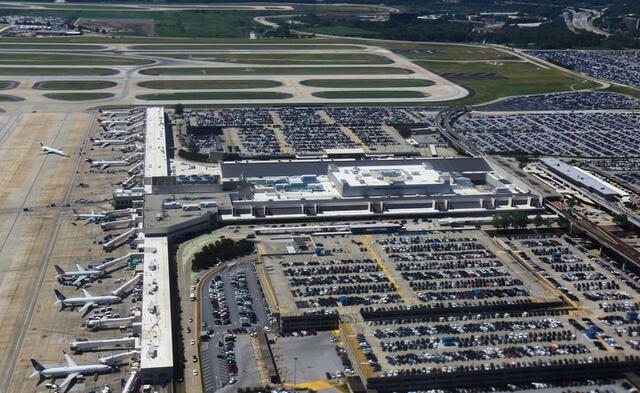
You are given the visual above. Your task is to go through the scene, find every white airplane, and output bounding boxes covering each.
[55,289,121,314]
[40,142,69,157]
[72,209,106,221]
[54,264,104,286]
[30,352,113,390]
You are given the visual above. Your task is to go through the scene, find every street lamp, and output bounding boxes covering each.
[293,356,298,392]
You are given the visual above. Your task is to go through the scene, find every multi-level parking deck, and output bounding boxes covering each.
[258,229,559,327]
[256,227,640,392]
[177,107,428,157]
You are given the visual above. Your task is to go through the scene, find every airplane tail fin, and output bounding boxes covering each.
[39,141,43,147]
[54,265,65,276]
[54,289,66,302]
[30,359,44,375]
[72,208,78,215]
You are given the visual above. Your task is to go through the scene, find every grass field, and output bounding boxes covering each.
[138,80,281,89]
[0,9,267,38]
[373,42,517,61]
[301,79,433,88]
[417,60,597,105]
[44,92,114,101]
[130,44,363,50]
[0,53,152,66]
[34,80,117,90]
[0,81,17,90]
[0,44,106,50]
[0,68,118,76]
[303,25,383,37]
[154,52,392,65]
[604,84,640,99]
[140,66,412,75]
[313,90,425,99]
[0,94,23,102]
[137,91,292,100]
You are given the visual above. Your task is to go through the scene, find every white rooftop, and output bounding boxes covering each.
[141,236,173,370]
[540,157,629,198]
[330,164,443,187]
[144,106,168,180]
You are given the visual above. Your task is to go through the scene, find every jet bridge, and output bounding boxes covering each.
[103,227,138,251]
[71,337,138,352]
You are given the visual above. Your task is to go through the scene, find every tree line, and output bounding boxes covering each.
[192,238,255,271]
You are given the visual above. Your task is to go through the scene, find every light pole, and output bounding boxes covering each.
[293,356,298,392]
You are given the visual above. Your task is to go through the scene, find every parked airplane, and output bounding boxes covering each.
[40,142,69,157]
[30,352,112,389]
[54,264,104,286]
[55,289,120,314]
[72,209,106,221]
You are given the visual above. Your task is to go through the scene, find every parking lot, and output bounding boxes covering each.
[175,107,430,156]
[198,262,273,391]
[528,50,640,89]
[259,230,558,316]
[479,92,638,111]
[454,112,640,157]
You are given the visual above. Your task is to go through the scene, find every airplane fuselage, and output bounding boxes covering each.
[62,296,120,307]
[58,269,102,278]
[40,364,111,377]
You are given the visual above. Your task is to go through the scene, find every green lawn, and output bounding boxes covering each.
[0,53,152,66]
[130,44,363,50]
[140,66,412,75]
[0,44,105,50]
[313,90,425,99]
[0,68,118,76]
[44,93,113,101]
[604,84,640,99]
[372,42,517,61]
[0,94,23,102]
[303,25,383,37]
[417,60,593,105]
[301,78,433,88]
[138,80,281,89]
[0,81,17,90]
[137,91,291,100]
[0,9,266,38]
[154,52,392,65]
[34,80,117,90]
[44,92,114,101]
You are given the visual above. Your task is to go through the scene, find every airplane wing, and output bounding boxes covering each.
[78,302,94,314]
[59,372,79,389]
[81,288,92,298]
[64,352,77,367]
[72,276,85,287]
[76,264,86,272]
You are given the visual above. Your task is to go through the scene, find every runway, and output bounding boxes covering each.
[0,43,468,112]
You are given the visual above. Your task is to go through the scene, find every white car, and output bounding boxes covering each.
[190,339,195,345]
[193,369,198,376]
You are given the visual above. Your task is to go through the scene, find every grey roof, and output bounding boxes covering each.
[221,158,491,179]
[540,157,622,196]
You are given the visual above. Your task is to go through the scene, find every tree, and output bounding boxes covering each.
[565,198,578,207]
[556,216,570,229]
[613,213,630,229]
[492,212,510,230]
[533,214,544,228]
[510,211,530,229]
[187,140,200,154]
[174,103,184,116]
